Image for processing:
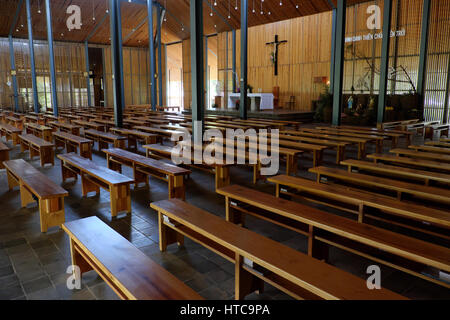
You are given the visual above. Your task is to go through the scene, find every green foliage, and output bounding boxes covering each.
[314,84,333,123]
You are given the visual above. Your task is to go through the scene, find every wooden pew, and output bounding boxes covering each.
[90,118,116,131]
[368,153,450,173]
[216,185,450,289]
[390,148,450,163]
[25,123,53,142]
[62,216,202,300]
[6,116,24,130]
[53,131,94,160]
[267,175,450,241]
[409,145,450,155]
[309,166,450,205]
[71,119,105,132]
[48,121,81,135]
[425,124,449,140]
[382,119,419,130]
[341,159,450,186]
[278,134,348,163]
[0,123,22,146]
[312,128,386,153]
[337,125,413,145]
[282,130,370,159]
[109,128,161,149]
[58,153,134,217]
[0,141,11,169]
[151,199,405,300]
[4,159,68,232]
[84,129,126,151]
[133,126,185,139]
[19,134,55,167]
[425,141,450,148]
[326,126,404,148]
[103,148,191,199]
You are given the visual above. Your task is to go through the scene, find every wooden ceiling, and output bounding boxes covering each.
[0,0,371,47]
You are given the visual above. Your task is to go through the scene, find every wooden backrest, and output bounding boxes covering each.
[63,216,202,300]
[267,175,450,229]
[151,199,405,300]
[216,185,450,272]
[309,166,450,201]
[103,148,190,176]
[4,159,67,199]
[58,153,134,185]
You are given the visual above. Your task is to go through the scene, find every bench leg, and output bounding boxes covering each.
[215,166,230,190]
[308,226,329,262]
[168,175,185,200]
[39,197,65,233]
[252,162,264,184]
[133,168,148,188]
[69,239,93,281]
[358,142,366,159]
[61,164,78,182]
[225,198,245,226]
[158,212,184,252]
[110,184,131,217]
[375,140,383,153]
[336,146,345,164]
[6,170,19,190]
[80,143,92,160]
[81,175,100,197]
[20,183,35,208]
[40,147,54,167]
[312,151,323,167]
[235,253,265,300]
[0,150,9,169]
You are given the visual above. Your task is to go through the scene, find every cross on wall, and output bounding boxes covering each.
[266,35,288,76]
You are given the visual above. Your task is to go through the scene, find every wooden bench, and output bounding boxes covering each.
[409,145,450,155]
[0,123,22,146]
[6,116,24,130]
[425,141,450,149]
[71,120,105,132]
[341,159,450,186]
[279,134,348,163]
[84,129,126,151]
[425,124,449,140]
[282,130,370,159]
[327,126,404,148]
[0,141,11,169]
[313,127,386,153]
[103,148,191,199]
[90,118,116,131]
[390,148,450,163]
[62,216,202,300]
[382,119,419,130]
[337,125,413,145]
[151,199,404,300]
[309,166,450,205]
[368,153,450,173]
[4,159,68,232]
[19,134,55,167]
[58,153,134,217]
[53,131,94,160]
[25,123,53,142]
[48,121,81,135]
[109,128,161,149]
[132,126,184,140]
[216,185,450,289]
[267,175,450,241]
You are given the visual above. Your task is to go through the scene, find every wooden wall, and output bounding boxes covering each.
[214,11,334,112]
[182,39,192,109]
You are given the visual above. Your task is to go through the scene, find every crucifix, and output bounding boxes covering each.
[266,35,287,76]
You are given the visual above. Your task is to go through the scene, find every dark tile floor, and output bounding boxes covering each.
[0,125,449,300]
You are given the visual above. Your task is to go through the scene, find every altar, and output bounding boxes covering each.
[228,93,274,111]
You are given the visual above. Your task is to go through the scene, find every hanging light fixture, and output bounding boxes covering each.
[106,0,109,13]
[228,0,231,19]
[260,0,263,14]
[37,0,41,14]
[92,1,96,21]
[210,0,213,16]
[252,0,255,13]
[235,0,238,10]
[214,1,217,6]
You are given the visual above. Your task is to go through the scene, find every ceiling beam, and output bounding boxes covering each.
[123,16,148,43]
[9,0,24,36]
[85,12,110,42]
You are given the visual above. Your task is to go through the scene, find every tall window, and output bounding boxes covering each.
[166,42,184,109]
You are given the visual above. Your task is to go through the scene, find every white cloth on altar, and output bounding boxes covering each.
[228,93,274,111]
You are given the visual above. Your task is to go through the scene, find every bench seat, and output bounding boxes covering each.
[0,123,22,145]
[267,175,450,241]
[19,134,55,167]
[4,159,68,232]
[367,153,450,173]
[0,141,11,169]
[216,185,450,289]
[151,199,405,300]
[58,153,134,217]
[390,148,450,163]
[63,216,202,300]
[84,129,126,151]
[309,166,450,205]
[103,148,191,199]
